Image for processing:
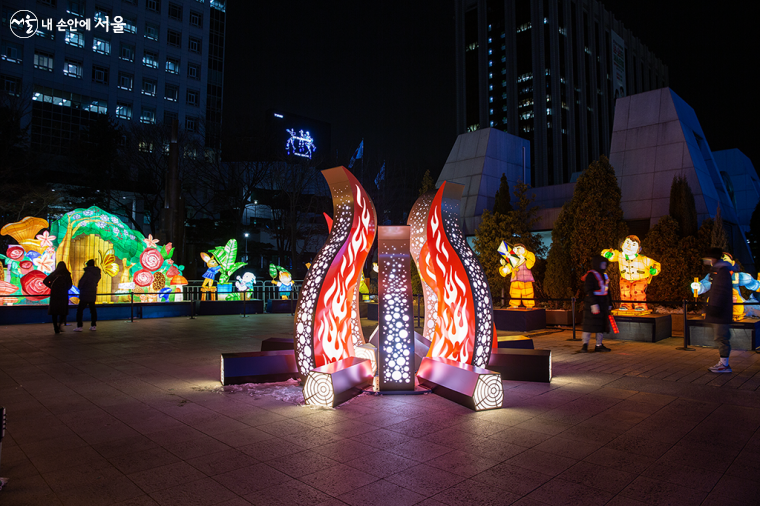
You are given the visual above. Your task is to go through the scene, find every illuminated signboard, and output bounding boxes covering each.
[285,128,317,159]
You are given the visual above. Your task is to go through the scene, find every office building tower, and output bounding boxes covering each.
[455,0,668,186]
[1,0,226,154]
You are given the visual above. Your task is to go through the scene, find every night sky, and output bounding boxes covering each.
[224,1,758,180]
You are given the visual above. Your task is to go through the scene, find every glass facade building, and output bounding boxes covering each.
[455,0,668,187]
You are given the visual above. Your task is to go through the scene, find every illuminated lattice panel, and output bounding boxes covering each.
[303,357,374,407]
[430,182,495,369]
[417,356,503,411]
[293,167,376,379]
[377,226,415,391]
[407,191,438,346]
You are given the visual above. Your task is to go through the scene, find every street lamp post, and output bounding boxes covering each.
[244,232,249,263]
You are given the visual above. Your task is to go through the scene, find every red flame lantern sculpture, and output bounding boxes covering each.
[294,166,377,378]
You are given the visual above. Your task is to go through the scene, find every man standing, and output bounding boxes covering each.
[75,259,101,331]
[697,248,734,373]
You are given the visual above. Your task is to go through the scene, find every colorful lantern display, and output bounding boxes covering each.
[498,242,537,309]
[1,207,185,305]
[602,235,661,314]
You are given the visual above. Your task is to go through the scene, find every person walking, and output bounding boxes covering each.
[43,262,73,334]
[698,248,734,373]
[580,255,612,353]
[75,259,101,331]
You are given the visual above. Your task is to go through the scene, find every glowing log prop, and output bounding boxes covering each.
[407,190,438,347]
[488,349,552,383]
[377,226,415,391]
[417,357,503,411]
[303,357,373,407]
[220,350,300,385]
[294,166,377,379]
[420,182,496,368]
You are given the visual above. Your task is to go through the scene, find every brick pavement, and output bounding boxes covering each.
[1,314,759,505]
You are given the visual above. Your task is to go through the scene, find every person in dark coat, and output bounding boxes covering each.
[580,255,612,353]
[43,261,73,334]
[700,247,734,373]
[75,259,101,331]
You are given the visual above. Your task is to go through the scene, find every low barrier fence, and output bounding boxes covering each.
[1,291,757,352]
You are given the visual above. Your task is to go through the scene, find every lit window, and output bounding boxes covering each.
[139,141,154,153]
[146,0,160,12]
[489,85,493,91]
[123,16,137,34]
[187,63,200,79]
[145,23,159,41]
[189,37,201,54]
[86,100,107,114]
[120,43,135,62]
[35,29,55,40]
[63,59,82,78]
[93,38,111,55]
[1,40,22,63]
[166,57,180,74]
[141,106,156,124]
[488,61,492,67]
[118,72,133,91]
[165,83,179,102]
[489,97,493,103]
[168,2,182,20]
[186,89,199,106]
[34,51,54,72]
[116,102,132,120]
[65,31,84,48]
[167,29,181,48]
[143,51,158,68]
[67,0,84,17]
[489,109,493,115]
[92,65,109,84]
[142,78,157,96]
[190,11,203,27]
[488,49,492,55]
[94,7,111,23]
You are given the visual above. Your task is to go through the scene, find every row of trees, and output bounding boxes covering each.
[473,155,754,308]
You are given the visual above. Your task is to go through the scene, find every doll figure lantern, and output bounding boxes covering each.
[270,265,293,299]
[602,235,661,313]
[691,252,760,320]
[498,242,536,309]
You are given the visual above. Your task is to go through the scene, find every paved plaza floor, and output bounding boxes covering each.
[1,314,759,505]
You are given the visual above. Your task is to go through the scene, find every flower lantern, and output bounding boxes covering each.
[134,269,155,287]
[19,260,34,276]
[140,248,163,271]
[6,245,24,261]
[20,270,50,301]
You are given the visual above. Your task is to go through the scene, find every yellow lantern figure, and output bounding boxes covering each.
[602,235,660,313]
[498,241,536,309]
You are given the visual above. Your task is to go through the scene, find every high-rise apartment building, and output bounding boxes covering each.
[455,0,668,187]
[1,0,226,154]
